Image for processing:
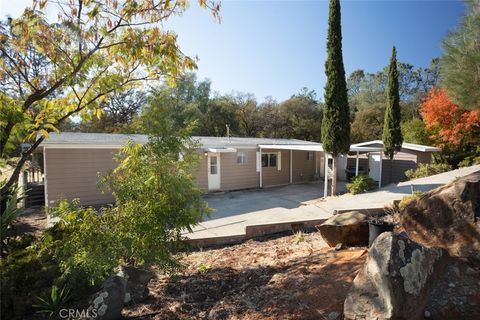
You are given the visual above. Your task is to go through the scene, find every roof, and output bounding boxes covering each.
[351,140,441,152]
[39,132,322,149]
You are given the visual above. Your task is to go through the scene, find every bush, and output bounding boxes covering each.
[346,175,377,195]
[404,163,451,180]
[398,191,425,211]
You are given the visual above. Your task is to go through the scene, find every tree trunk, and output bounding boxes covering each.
[390,157,394,185]
[331,156,337,196]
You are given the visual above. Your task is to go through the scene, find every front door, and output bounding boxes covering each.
[208,153,221,191]
[368,153,381,182]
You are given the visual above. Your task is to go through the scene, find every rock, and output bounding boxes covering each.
[335,243,343,251]
[424,310,431,318]
[118,265,154,304]
[400,171,480,266]
[317,211,369,247]
[88,275,126,320]
[426,256,480,319]
[344,232,448,320]
[328,311,340,319]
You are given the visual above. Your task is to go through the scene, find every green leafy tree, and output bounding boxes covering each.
[401,118,432,145]
[383,46,403,184]
[77,89,146,133]
[0,0,220,203]
[49,129,208,286]
[321,0,350,195]
[441,0,480,110]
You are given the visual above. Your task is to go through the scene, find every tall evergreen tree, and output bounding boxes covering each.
[321,0,350,195]
[383,46,403,183]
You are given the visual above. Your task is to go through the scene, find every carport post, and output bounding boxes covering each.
[289,149,293,184]
[378,152,382,188]
[324,153,328,198]
[355,151,359,176]
[259,148,263,188]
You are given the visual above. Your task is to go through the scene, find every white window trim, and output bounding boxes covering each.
[237,151,247,164]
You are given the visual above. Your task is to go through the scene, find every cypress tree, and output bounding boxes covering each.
[322,0,350,195]
[383,46,403,183]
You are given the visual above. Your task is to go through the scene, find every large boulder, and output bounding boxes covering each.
[426,256,480,319]
[119,265,154,304]
[344,232,448,320]
[400,171,480,266]
[317,211,368,247]
[87,275,126,320]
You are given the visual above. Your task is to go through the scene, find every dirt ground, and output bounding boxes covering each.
[123,232,367,320]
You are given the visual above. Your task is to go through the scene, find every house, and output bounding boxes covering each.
[28,133,440,207]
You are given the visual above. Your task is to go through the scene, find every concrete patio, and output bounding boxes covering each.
[185,165,480,247]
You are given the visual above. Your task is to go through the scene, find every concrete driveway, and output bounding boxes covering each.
[204,182,346,221]
[186,165,480,246]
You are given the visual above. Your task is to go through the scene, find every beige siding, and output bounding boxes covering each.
[262,149,290,187]
[292,150,316,183]
[192,151,208,190]
[45,148,117,206]
[221,150,259,190]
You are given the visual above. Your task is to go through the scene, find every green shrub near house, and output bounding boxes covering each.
[346,175,377,195]
[404,163,451,180]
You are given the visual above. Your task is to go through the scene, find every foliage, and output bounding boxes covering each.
[421,87,479,146]
[441,0,480,110]
[322,0,350,196]
[346,175,377,195]
[401,118,432,145]
[398,191,425,211]
[77,89,147,133]
[197,262,212,273]
[420,87,479,167]
[404,163,451,180]
[47,199,122,286]
[33,285,71,317]
[350,103,385,143]
[383,47,403,160]
[135,77,323,140]
[322,0,350,157]
[0,233,62,317]
[0,0,220,198]
[458,146,480,167]
[1,185,24,249]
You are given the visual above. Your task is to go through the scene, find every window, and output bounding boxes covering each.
[237,151,247,164]
[262,153,277,167]
[210,156,218,174]
[307,151,313,161]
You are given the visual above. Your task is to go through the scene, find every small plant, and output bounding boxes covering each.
[398,190,424,211]
[33,285,70,317]
[294,231,305,244]
[346,175,377,195]
[405,163,451,180]
[197,262,211,273]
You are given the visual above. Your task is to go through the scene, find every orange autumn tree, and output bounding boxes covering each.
[421,87,479,146]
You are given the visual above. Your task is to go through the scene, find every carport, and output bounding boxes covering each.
[258,144,384,197]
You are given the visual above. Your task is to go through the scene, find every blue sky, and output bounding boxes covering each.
[167,0,465,101]
[1,0,466,101]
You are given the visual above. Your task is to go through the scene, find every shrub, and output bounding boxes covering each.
[346,175,377,195]
[404,163,451,180]
[398,191,425,211]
